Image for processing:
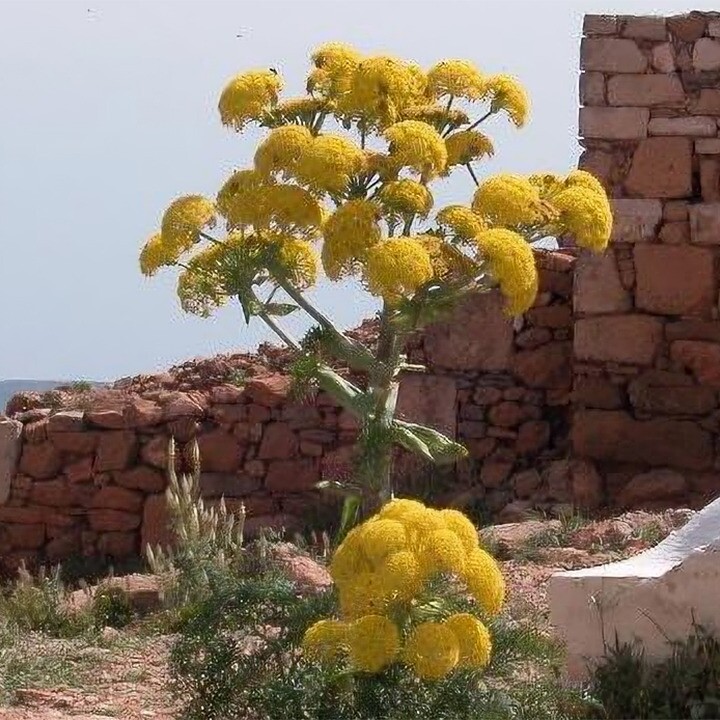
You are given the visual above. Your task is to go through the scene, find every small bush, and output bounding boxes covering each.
[589,622,720,719]
[91,585,134,629]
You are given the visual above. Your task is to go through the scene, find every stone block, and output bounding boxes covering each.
[625,137,692,199]
[396,373,457,438]
[0,418,22,505]
[634,244,715,316]
[648,116,717,136]
[610,199,662,242]
[94,431,137,472]
[696,138,720,153]
[574,252,632,314]
[666,320,720,342]
[628,382,716,415]
[512,342,572,390]
[658,221,690,244]
[19,441,62,480]
[197,428,245,470]
[694,38,720,71]
[574,377,624,409]
[583,15,617,36]
[620,15,667,40]
[258,422,298,460]
[701,158,720,201]
[579,107,649,140]
[668,13,707,42]
[581,38,647,73]
[265,459,319,493]
[579,72,605,106]
[689,203,720,244]
[691,90,720,116]
[651,43,676,73]
[574,315,663,366]
[607,74,684,106]
[671,340,720,387]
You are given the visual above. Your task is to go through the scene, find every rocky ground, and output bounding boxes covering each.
[0,507,693,720]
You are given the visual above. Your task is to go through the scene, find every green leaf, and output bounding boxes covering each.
[263,302,298,317]
[393,420,468,464]
[314,366,371,418]
[336,494,361,544]
[315,479,362,496]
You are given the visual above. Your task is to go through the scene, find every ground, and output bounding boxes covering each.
[0,507,693,720]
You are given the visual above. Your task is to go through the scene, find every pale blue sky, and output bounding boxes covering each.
[0,0,709,381]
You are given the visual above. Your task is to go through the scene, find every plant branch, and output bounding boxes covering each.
[466,163,480,187]
[467,109,495,132]
[257,308,301,351]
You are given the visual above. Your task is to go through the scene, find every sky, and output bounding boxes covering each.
[0,0,713,382]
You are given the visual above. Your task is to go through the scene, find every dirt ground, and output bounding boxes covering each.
[0,507,693,720]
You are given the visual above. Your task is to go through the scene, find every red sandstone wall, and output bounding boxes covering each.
[574,11,720,508]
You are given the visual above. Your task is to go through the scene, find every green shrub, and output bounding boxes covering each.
[91,585,134,629]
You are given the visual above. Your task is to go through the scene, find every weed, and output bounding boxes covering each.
[70,379,93,393]
[91,585,134,629]
[226,368,248,387]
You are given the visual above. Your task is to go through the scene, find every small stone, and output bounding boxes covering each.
[668,13,707,42]
[610,199,662,243]
[690,90,720,116]
[663,200,689,221]
[573,377,624,410]
[696,138,720,153]
[515,327,552,350]
[579,72,605,105]
[666,320,720,343]
[690,203,720,244]
[694,38,720,71]
[487,402,527,428]
[651,43,676,73]
[574,252,632,313]
[701,158,720,201]
[619,469,687,507]
[244,375,290,408]
[579,107,649,140]
[648,116,717,136]
[621,15,667,40]
[512,342,572,390]
[91,486,143,513]
[480,456,515,489]
[583,15,617,36]
[512,469,542,498]
[658,221,690,244]
[671,340,720,387]
[114,466,165,492]
[47,410,85,433]
[88,509,141,533]
[570,459,604,510]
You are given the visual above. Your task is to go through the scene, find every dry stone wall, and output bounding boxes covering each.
[574,11,720,510]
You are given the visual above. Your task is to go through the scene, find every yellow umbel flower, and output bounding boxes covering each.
[347,615,400,674]
[161,195,216,253]
[483,74,529,128]
[377,179,434,217]
[418,528,467,576]
[271,235,319,289]
[275,97,326,123]
[364,151,401,182]
[404,622,460,680]
[216,169,271,229]
[427,60,486,100]
[475,228,538,316]
[255,125,314,177]
[379,550,423,601]
[302,619,348,662]
[439,509,480,555]
[400,506,446,544]
[357,519,408,567]
[445,131,494,168]
[330,526,372,588]
[403,104,470,132]
[378,498,426,522]
[176,265,225,317]
[139,232,174,276]
[385,120,448,178]
[444,613,492,668]
[321,199,382,279]
[415,235,478,282]
[529,173,564,200]
[437,205,485,242]
[339,571,389,619]
[551,185,612,252]
[218,69,282,131]
[472,174,542,227]
[564,169,606,197]
[462,547,505,616]
[263,185,323,231]
[363,237,434,304]
[294,134,366,195]
[309,42,362,98]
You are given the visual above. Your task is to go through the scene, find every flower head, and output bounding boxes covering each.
[379,550,423,601]
[444,613,492,668]
[472,174,542,227]
[462,547,505,616]
[271,235,319,289]
[347,615,400,673]
[403,104,469,133]
[418,528,467,576]
[385,120,447,179]
[529,173,564,200]
[139,232,174,276]
[551,185,612,252]
[263,184,323,231]
[404,622,460,680]
[363,237,434,304]
[445,131,494,168]
[275,97,326,124]
[161,195,216,254]
[302,619,348,662]
[416,234,478,282]
[378,498,426,522]
[377,179,434,218]
[483,74,529,127]
[294,134,366,194]
[309,42,362,98]
[475,228,538,315]
[339,571,389,619]
[330,526,372,588]
[255,125,314,178]
[437,205,485,242]
[439,508,480,554]
[427,60,486,100]
[216,170,273,229]
[219,69,282,130]
[176,263,225,317]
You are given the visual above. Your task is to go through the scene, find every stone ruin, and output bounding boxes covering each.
[3,10,720,572]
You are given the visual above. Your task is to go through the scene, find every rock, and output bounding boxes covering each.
[88,509,141,532]
[658,221,690,244]
[583,15,617,35]
[265,459,319,493]
[209,384,246,404]
[199,472,261,497]
[496,500,534,523]
[693,37,720,71]
[473,387,504,405]
[651,43,676,72]
[114,466,166,492]
[628,379,716,415]
[620,469,687,508]
[6,523,45,549]
[85,408,126,429]
[481,519,561,555]
[480,455,515,489]
[19,441,62,480]
[396,373,457,437]
[625,137,692,199]
[512,469,542,498]
[45,530,81,561]
[621,16,667,40]
[0,418,22,504]
[513,342,571,389]
[670,341,720,387]
[140,435,172,470]
[245,375,290,408]
[574,253,631,314]
[634,245,715,316]
[161,391,206,421]
[258,422,298,460]
[572,410,713,471]
[569,459,604,511]
[97,531,137,558]
[515,327,553,350]
[30,479,73,507]
[581,38,648,73]
[579,107,649,140]
[607,74,684,106]
[49,430,99,454]
[265,542,332,594]
[94,431,137,472]
[91,486,143,513]
[573,377,624,410]
[666,320,720,343]
[197,428,244,471]
[700,158,720,202]
[66,574,162,616]
[574,315,663,366]
[689,203,720,245]
[516,420,551,454]
[610,199,663,243]
[579,72,605,105]
[47,410,85,433]
[488,402,528,428]
[458,421,487,439]
[649,117,717,137]
[124,398,163,428]
[424,291,514,372]
[691,93,720,117]
[64,456,94,484]
[668,12,707,41]
[526,305,572,329]
[141,494,172,552]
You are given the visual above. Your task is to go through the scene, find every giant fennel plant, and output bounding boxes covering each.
[139,44,612,526]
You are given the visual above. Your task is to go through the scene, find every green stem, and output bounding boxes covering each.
[257,309,301,351]
[467,109,495,132]
[466,163,480,187]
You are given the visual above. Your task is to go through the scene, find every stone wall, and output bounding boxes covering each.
[574,11,720,509]
[0,252,577,571]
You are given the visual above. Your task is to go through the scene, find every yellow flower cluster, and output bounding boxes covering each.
[363,238,434,304]
[483,74,529,127]
[294,134,367,195]
[427,59,486,100]
[302,499,503,680]
[437,205,485,242]
[218,69,283,130]
[384,120,448,179]
[472,174,543,227]
[377,179,434,218]
[445,130,494,168]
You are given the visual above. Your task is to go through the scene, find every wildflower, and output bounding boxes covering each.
[139,232,174,276]
[385,120,447,178]
[255,125,313,177]
[564,169,606,196]
[294,134,366,194]
[321,199,382,279]
[437,205,485,242]
[444,613,492,668]
[399,506,447,546]
[462,547,505,616]
[377,179,434,217]
[363,237,434,304]
[403,104,470,133]
[415,235,478,281]
[378,498,426,522]
[176,265,225,317]
[475,228,538,315]
[347,615,400,673]
[309,42,362,98]
[379,550,423,601]
[357,519,408,567]
[551,185,612,252]
[216,170,271,229]
[263,184,323,231]
[418,528,467,576]
[339,571,389,619]
[439,508,480,554]
[472,174,542,227]
[218,69,282,130]
[275,97,326,124]
[427,60,486,100]
[483,74,529,127]
[445,130,494,168]
[271,235,319,289]
[330,526,372,588]
[529,173,564,200]
[404,622,460,680]
[302,619,348,662]
[160,195,216,254]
